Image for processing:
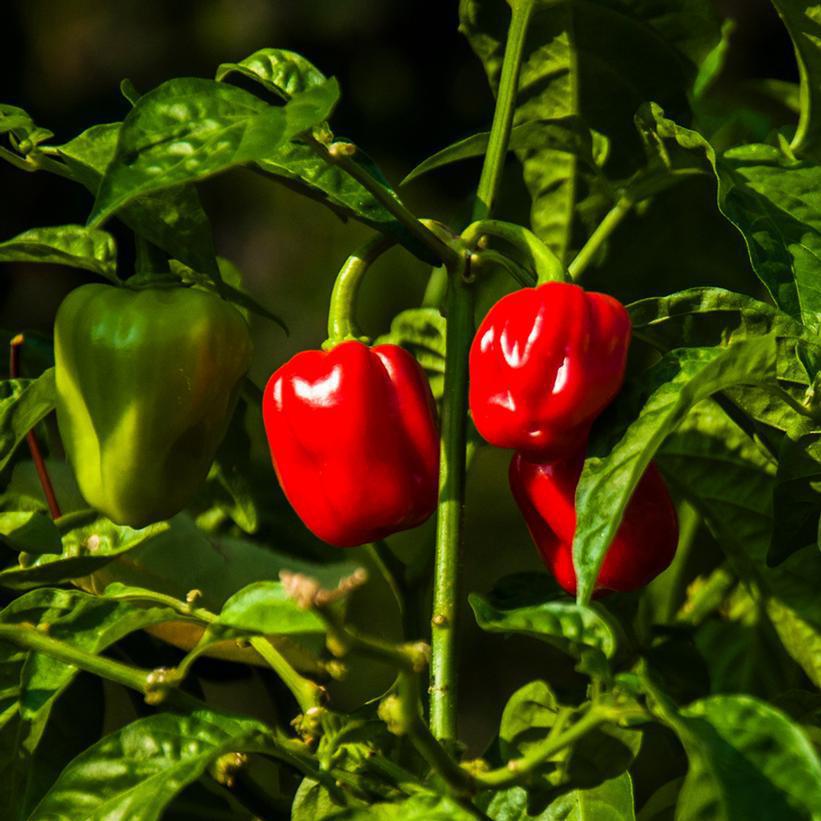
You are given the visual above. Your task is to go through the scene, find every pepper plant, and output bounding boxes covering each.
[1,0,821,819]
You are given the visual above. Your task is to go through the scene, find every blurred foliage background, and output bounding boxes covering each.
[0,0,804,765]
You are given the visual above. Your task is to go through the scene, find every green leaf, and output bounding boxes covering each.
[770,1,821,160]
[401,118,606,186]
[654,691,821,820]
[291,777,344,820]
[207,580,326,637]
[375,308,446,400]
[328,793,476,820]
[0,104,53,146]
[771,431,821,564]
[0,225,118,282]
[0,370,56,474]
[482,774,636,820]
[28,710,272,821]
[216,48,327,101]
[88,77,340,226]
[658,401,821,689]
[0,510,61,554]
[0,511,169,589]
[469,592,616,660]
[56,122,220,278]
[636,105,821,333]
[573,335,780,604]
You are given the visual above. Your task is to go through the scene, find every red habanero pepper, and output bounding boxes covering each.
[469,282,631,460]
[509,452,678,596]
[263,340,439,547]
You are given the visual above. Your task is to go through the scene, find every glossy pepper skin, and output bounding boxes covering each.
[469,282,631,459]
[55,284,252,527]
[263,340,439,547]
[510,453,678,595]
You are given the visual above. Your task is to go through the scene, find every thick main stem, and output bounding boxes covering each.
[430,272,473,742]
[471,0,534,221]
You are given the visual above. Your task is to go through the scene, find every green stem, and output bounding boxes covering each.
[319,141,462,270]
[249,637,325,713]
[472,0,534,220]
[325,235,396,346]
[430,269,474,742]
[318,606,428,673]
[567,196,632,280]
[0,623,151,693]
[472,707,612,789]
[104,586,325,713]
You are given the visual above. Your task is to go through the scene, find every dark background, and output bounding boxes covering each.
[0,0,801,764]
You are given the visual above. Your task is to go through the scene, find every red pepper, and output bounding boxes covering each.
[469,282,631,459]
[509,452,678,595]
[263,340,439,547]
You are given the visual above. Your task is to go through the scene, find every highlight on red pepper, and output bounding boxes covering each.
[263,340,440,547]
[469,282,631,460]
[509,452,678,596]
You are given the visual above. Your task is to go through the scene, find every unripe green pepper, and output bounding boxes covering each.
[54,284,252,527]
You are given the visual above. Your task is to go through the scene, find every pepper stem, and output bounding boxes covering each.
[324,235,396,348]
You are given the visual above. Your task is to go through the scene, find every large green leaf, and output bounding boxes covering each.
[88,77,339,226]
[770,1,821,160]
[28,710,273,821]
[653,690,821,821]
[0,370,55,474]
[56,122,220,278]
[469,591,616,660]
[628,287,806,351]
[573,335,780,604]
[0,226,118,282]
[0,511,169,589]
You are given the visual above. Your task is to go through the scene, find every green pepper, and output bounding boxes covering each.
[54,284,252,527]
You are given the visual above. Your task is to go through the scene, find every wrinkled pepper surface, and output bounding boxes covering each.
[55,284,252,527]
[263,340,439,547]
[469,282,631,459]
[510,452,678,595]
